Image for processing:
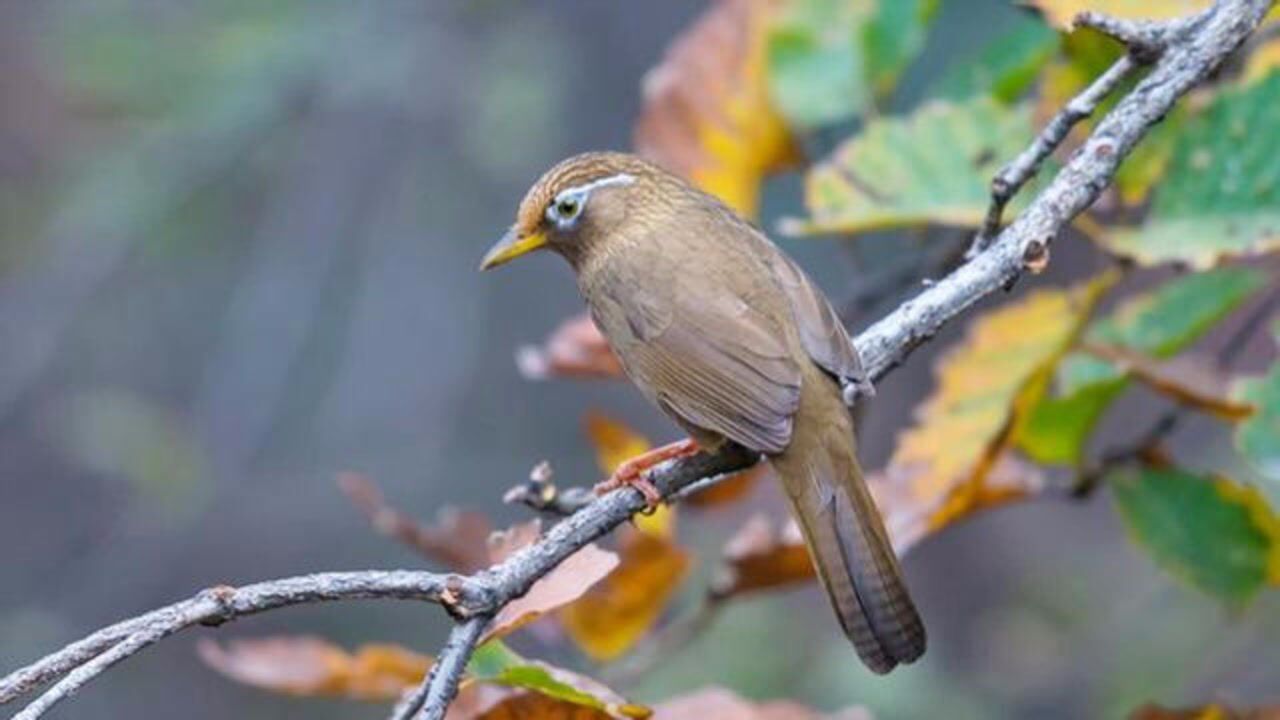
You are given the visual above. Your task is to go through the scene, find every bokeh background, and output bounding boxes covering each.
[2,1,1277,718]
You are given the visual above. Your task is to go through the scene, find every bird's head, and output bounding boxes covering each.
[480,152,673,271]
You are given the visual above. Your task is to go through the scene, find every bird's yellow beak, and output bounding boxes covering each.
[479,229,547,270]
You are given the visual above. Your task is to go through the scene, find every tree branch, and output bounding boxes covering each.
[1,2,1270,717]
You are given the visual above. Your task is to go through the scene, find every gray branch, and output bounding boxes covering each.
[1,1,1269,718]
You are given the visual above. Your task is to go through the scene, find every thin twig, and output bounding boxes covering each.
[401,615,491,720]
[2,2,1271,717]
[969,55,1136,258]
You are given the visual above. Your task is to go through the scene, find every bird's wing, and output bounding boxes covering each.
[761,244,867,387]
[598,279,802,455]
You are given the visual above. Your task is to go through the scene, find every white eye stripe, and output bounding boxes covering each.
[547,172,635,229]
[552,173,635,206]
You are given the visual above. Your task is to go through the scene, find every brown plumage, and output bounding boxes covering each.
[481,152,926,673]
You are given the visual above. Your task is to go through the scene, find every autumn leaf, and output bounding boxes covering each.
[1022,0,1211,30]
[486,521,620,641]
[873,455,1046,555]
[560,523,690,661]
[1019,267,1265,465]
[1130,702,1280,720]
[197,636,430,701]
[339,473,493,572]
[711,513,815,599]
[1110,466,1280,604]
[634,0,800,218]
[682,464,766,508]
[517,314,624,381]
[787,97,1037,235]
[464,641,650,719]
[1082,343,1255,420]
[886,273,1116,535]
[653,686,872,719]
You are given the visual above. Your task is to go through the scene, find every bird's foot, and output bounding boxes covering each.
[593,438,700,512]
[841,376,876,406]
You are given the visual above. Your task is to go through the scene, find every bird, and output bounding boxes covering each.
[480,151,925,673]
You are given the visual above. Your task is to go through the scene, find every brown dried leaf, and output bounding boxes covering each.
[682,463,765,508]
[517,314,624,381]
[634,0,800,219]
[711,513,814,599]
[486,518,544,564]
[871,455,1045,555]
[488,540,620,641]
[653,687,872,720]
[197,636,429,701]
[339,472,492,572]
[560,525,691,661]
[1129,703,1280,720]
[1083,343,1256,421]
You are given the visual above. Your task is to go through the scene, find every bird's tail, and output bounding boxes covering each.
[771,383,925,673]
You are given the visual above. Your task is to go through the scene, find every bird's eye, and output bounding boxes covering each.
[554,197,580,220]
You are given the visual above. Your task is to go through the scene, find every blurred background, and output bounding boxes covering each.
[2,1,1277,718]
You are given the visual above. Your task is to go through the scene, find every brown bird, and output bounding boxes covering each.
[480,152,925,673]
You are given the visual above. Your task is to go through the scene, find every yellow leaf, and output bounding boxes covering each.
[585,412,652,478]
[886,272,1117,537]
[1243,37,1280,85]
[633,0,800,218]
[1022,0,1212,30]
[560,527,691,661]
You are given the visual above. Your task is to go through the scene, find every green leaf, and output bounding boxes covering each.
[766,0,875,130]
[1236,363,1280,482]
[467,641,647,718]
[1016,268,1266,463]
[863,0,940,99]
[786,96,1035,234]
[1110,466,1280,604]
[1099,71,1280,268]
[931,14,1059,103]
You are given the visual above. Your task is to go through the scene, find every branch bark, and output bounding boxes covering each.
[1,2,1270,718]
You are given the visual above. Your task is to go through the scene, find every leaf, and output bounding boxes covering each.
[889,274,1115,511]
[711,456,1045,601]
[1022,0,1213,31]
[862,0,940,99]
[1235,362,1280,482]
[1130,702,1280,720]
[1098,72,1280,268]
[466,641,650,719]
[560,525,691,660]
[711,513,815,599]
[766,0,877,130]
[634,0,800,218]
[339,473,493,572]
[653,686,872,719]
[516,314,623,381]
[1243,36,1280,86]
[488,534,620,641]
[873,455,1046,554]
[682,464,766,508]
[1083,344,1255,420]
[786,97,1036,235]
[197,637,429,701]
[930,13,1059,103]
[1018,267,1266,464]
[585,412,653,477]
[1110,466,1280,604]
